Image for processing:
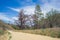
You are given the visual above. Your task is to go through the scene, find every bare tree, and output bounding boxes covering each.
[17,9,26,29]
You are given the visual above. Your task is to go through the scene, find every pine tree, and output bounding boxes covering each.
[33,4,43,29]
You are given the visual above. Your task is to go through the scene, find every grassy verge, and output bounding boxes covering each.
[0,30,12,40]
[0,30,7,40]
[15,28,60,38]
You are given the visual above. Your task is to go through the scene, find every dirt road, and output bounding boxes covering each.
[9,31,60,40]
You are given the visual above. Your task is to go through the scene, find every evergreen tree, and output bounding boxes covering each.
[33,4,43,29]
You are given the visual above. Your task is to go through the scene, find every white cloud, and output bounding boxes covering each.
[41,3,53,16]
[0,13,9,20]
[49,0,60,6]
[8,7,20,12]
[8,0,60,17]
[41,0,60,5]
[8,6,35,15]
[0,13,19,24]
[16,0,35,6]
[0,13,14,23]
[41,0,60,9]
[12,16,18,20]
[40,0,60,17]
[23,6,35,15]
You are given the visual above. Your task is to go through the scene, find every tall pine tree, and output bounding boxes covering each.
[33,4,43,29]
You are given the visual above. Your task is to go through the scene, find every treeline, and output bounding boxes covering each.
[13,5,60,29]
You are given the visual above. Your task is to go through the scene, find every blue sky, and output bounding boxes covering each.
[0,0,60,23]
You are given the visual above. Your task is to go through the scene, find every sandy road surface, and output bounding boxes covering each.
[9,31,60,40]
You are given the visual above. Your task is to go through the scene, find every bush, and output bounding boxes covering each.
[50,31,57,37]
[57,32,60,38]
[12,25,19,30]
[0,30,4,35]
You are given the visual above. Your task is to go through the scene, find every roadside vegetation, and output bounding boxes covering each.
[15,28,60,38]
[0,20,6,36]
[0,20,12,40]
[0,30,12,40]
[0,30,5,35]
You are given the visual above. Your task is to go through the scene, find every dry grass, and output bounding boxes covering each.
[0,30,11,40]
[15,28,60,38]
[0,33,9,40]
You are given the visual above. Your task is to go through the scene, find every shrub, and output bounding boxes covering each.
[57,32,60,38]
[12,25,19,30]
[0,30,4,35]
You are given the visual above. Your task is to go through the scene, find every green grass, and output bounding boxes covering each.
[16,28,60,38]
